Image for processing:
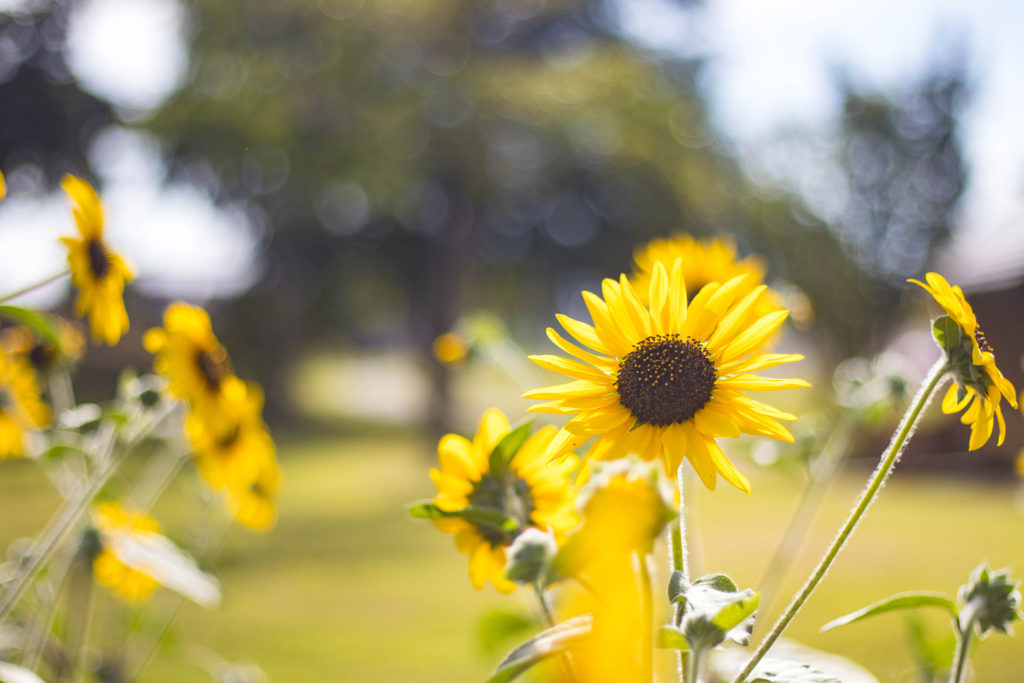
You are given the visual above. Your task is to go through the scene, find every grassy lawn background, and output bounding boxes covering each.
[2,432,1022,681]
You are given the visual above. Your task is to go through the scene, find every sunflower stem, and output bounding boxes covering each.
[0,271,69,305]
[531,582,577,683]
[731,358,949,683]
[670,464,690,683]
[0,403,175,624]
[949,601,979,683]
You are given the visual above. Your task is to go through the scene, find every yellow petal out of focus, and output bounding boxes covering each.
[557,462,674,683]
[909,272,1018,450]
[428,408,578,592]
[631,233,782,319]
[91,502,163,603]
[524,258,808,493]
[0,348,51,458]
[59,175,134,346]
[432,331,469,365]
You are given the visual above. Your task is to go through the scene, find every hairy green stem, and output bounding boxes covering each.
[0,271,69,305]
[950,602,979,683]
[670,464,690,682]
[732,359,948,683]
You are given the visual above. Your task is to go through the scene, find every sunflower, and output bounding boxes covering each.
[525,259,809,493]
[186,382,275,493]
[59,175,133,346]
[2,319,85,371]
[0,170,5,200]
[631,234,781,317]
[223,450,281,532]
[430,408,578,592]
[91,502,162,603]
[143,302,246,431]
[0,348,51,458]
[909,272,1018,450]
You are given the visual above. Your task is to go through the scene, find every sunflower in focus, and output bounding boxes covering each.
[909,272,1017,450]
[59,175,133,346]
[632,234,781,317]
[144,302,246,431]
[430,408,578,592]
[525,259,808,493]
[91,502,162,603]
[0,348,51,458]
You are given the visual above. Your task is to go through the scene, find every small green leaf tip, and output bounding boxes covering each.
[675,572,759,650]
[957,564,1021,637]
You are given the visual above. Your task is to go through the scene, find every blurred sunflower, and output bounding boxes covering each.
[91,502,162,603]
[143,302,245,430]
[430,408,578,592]
[909,272,1018,450]
[223,450,281,532]
[2,320,85,371]
[632,234,781,316]
[0,170,5,200]
[59,175,133,346]
[0,348,50,458]
[525,259,808,493]
[187,382,275,494]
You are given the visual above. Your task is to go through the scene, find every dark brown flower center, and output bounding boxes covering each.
[195,347,232,391]
[616,334,716,426]
[468,472,535,546]
[87,239,110,279]
[974,327,993,354]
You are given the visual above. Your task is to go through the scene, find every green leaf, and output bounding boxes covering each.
[486,616,592,683]
[713,591,760,634]
[748,659,842,683]
[477,609,538,656]
[0,305,62,346]
[821,592,958,632]
[656,624,690,651]
[931,316,963,356]
[489,422,532,477]
[406,502,519,538]
[406,501,446,519]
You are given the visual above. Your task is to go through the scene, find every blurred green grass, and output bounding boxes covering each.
[2,433,1022,681]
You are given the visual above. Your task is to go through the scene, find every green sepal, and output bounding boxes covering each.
[489,422,532,477]
[931,316,964,357]
[0,305,62,347]
[747,659,842,683]
[486,615,592,683]
[821,591,958,632]
[655,624,690,651]
[406,501,519,537]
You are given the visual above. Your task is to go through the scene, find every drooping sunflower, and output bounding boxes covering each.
[909,272,1018,450]
[525,258,809,493]
[91,502,162,603]
[59,175,133,346]
[186,382,275,493]
[143,302,246,431]
[0,348,51,458]
[430,408,578,592]
[631,234,782,316]
[223,449,281,532]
